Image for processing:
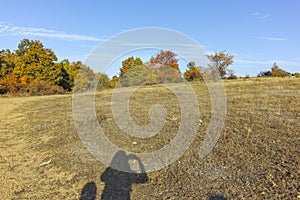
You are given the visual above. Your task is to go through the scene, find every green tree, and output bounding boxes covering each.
[120,64,158,87]
[12,39,61,84]
[115,57,157,87]
[0,49,16,78]
[207,51,234,78]
[58,59,81,91]
[15,38,31,56]
[109,75,119,88]
[73,61,96,92]
[119,56,157,87]
[119,57,143,77]
[95,72,111,89]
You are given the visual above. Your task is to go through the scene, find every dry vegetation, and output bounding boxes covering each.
[0,77,299,199]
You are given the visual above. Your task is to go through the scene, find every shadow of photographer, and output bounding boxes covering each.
[101,150,148,200]
[80,150,148,200]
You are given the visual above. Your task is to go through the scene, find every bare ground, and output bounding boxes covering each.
[0,77,299,199]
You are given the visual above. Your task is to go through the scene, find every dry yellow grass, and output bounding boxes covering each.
[0,77,299,199]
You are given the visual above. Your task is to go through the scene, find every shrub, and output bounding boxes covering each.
[227,74,238,79]
[0,77,65,96]
[271,63,289,77]
[0,83,8,94]
[19,81,65,95]
[0,76,21,94]
[257,71,272,77]
[184,67,203,81]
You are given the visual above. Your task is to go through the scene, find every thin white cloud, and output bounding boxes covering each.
[255,36,288,41]
[236,59,300,67]
[0,22,101,41]
[273,60,300,67]
[106,39,208,49]
[236,59,272,65]
[251,12,272,19]
[251,12,260,16]
[259,14,272,19]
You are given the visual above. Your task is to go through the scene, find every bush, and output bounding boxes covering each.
[227,74,238,79]
[271,63,289,77]
[0,78,65,96]
[184,67,203,81]
[294,73,300,78]
[19,81,65,95]
[0,84,8,94]
[257,71,272,77]
[0,76,20,95]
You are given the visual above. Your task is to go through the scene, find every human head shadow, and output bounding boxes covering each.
[208,194,228,200]
[80,181,97,200]
[100,150,148,200]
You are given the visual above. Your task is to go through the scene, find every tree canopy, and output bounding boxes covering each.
[271,63,289,77]
[183,62,203,81]
[207,51,234,78]
[119,56,143,77]
[0,39,109,95]
[258,63,290,77]
[148,50,181,83]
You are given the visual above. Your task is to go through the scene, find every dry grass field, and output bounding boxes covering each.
[0,77,299,199]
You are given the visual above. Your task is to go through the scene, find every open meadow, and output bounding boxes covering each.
[0,77,299,199]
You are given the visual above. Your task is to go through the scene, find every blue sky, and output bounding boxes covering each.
[0,0,299,76]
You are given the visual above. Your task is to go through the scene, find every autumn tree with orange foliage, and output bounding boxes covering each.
[271,63,289,77]
[0,39,110,95]
[207,51,234,78]
[119,56,143,77]
[183,61,204,81]
[149,50,181,83]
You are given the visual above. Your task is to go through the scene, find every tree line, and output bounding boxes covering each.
[1,39,298,95]
[257,62,299,78]
[0,39,111,95]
